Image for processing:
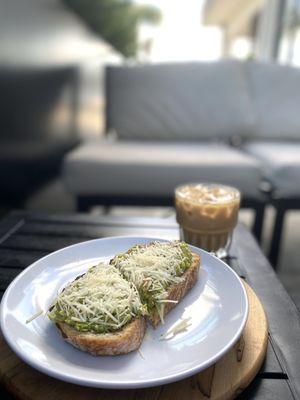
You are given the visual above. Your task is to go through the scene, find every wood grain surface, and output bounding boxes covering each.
[0,282,268,400]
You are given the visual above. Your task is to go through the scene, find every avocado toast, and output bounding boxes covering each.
[48,241,201,355]
[48,263,147,355]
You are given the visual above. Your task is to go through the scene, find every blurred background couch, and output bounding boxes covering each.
[0,66,80,207]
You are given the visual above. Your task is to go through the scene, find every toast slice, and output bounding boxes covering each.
[56,316,146,356]
[48,262,146,356]
[111,241,201,328]
[150,252,200,327]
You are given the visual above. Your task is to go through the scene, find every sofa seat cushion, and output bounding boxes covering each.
[242,141,300,197]
[63,140,262,199]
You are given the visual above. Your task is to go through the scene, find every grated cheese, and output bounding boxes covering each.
[26,309,44,324]
[159,317,192,340]
[48,263,146,333]
[138,348,145,360]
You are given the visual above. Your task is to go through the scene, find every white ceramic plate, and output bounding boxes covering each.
[0,236,248,389]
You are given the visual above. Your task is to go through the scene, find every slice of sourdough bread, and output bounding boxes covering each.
[56,316,146,356]
[150,252,200,327]
[49,262,146,356]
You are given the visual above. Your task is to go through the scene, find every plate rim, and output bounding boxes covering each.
[0,235,248,389]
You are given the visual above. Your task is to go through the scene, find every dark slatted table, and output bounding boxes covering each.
[0,210,300,400]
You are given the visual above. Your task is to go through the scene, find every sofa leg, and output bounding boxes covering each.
[252,203,265,244]
[103,206,111,215]
[269,205,286,269]
[76,197,91,212]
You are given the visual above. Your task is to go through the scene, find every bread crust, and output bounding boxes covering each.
[150,252,200,327]
[56,316,146,356]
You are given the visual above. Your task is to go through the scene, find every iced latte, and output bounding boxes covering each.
[175,184,240,256]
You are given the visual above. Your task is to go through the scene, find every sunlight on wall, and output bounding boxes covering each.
[230,37,253,59]
[136,0,223,62]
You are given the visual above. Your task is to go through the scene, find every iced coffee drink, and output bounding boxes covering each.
[175,184,240,256]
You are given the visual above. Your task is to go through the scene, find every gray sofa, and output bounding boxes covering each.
[239,62,300,265]
[0,66,80,208]
[62,60,300,264]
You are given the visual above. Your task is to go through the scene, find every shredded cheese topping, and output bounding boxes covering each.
[159,317,192,340]
[26,309,44,324]
[48,263,145,333]
[112,241,192,322]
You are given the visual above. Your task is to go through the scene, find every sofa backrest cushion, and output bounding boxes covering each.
[106,60,255,141]
[246,61,300,141]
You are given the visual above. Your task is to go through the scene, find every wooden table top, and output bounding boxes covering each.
[0,210,299,400]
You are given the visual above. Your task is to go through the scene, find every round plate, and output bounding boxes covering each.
[0,236,248,389]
